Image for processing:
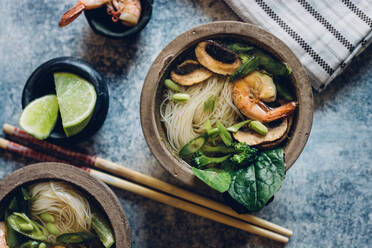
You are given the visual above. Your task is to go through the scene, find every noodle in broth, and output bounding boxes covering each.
[29,181,92,243]
[160,75,242,150]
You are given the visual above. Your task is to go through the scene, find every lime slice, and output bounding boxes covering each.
[54,72,97,137]
[19,95,59,139]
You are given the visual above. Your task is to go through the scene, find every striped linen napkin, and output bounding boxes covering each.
[222,0,372,91]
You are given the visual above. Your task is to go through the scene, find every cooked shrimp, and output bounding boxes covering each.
[107,0,141,26]
[232,71,296,123]
[59,0,141,28]
[59,0,111,27]
[0,222,9,248]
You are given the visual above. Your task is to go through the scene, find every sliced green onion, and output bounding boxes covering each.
[249,121,268,135]
[171,93,190,102]
[164,79,181,91]
[46,223,59,235]
[204,119,219,136]
[40,213,54,223]
[227,120,251,133]
[207,128,219,136]
[205,119,212,132]
[216,120,232,146]
[38,243,47,248]
[92,213,115,248]
[228,119,268,135]
[19,223,33,232]
[204,95,216,112]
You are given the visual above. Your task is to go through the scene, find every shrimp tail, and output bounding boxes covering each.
[59,1,86,27]
[262,101,297,122]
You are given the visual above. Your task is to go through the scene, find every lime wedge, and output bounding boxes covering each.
[54,72,97,137]
[19,95,59,139]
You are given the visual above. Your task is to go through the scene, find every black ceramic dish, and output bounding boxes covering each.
[84,0,153,39]
[22,57,109,144]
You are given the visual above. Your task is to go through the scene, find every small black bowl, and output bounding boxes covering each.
[84,0,153,39]
[22,57,109,144]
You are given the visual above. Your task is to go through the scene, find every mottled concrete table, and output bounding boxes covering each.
[0,0,371,247]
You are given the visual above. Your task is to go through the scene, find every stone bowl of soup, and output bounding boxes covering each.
[140,21,313,189]
[0,163,131,248]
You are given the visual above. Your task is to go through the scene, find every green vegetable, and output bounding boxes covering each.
[7,213,48,241]
[5,221,18,248]
[285,63,292,74]
[239,53,252,63]
[20,187,31,215]
[230,57,260,82]
[252,50,290,76]
[201,144,234,154]
[164,79,181,91]
[276,82,293,101]
[56,232,95,244]
[171,93,190,102]
[192,151,231,168]
[204,95,216,112]
[227,43,254,53]
[229,142,258,166]
[40,213,54,223]
[20,241,39,248]
[204,120,219,136]
[46,223,59,235]
[216,121,232,147]
[227,120,251,133]
[205,119,212,132]
[192,167,231,193]
[207,128,219,136]
[248,121,268,136]
[7,196,18,213]
[5,188,32,248]
[38,243,47,248]
[19,223,34,232]
[5,197,20,248]
[92,213,115,248]
[228,148,285,212]
[6,187,31,215]
[208,134,221,147]
[179,135,207,157]
[227,120,267,135]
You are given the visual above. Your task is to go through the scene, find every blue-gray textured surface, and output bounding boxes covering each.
[0,0,371,247]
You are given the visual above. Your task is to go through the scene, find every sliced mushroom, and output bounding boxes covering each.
[170,60,213,86]
[195,41,242,75]
[233,116,293,148]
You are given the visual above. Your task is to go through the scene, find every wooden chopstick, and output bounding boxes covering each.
[3,124,293,237]
[0,137,289,243]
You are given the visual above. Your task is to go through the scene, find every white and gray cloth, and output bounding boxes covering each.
[222,0,372,91]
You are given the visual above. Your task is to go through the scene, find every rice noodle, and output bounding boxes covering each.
[29,181,92,243]
[160,75,241,150]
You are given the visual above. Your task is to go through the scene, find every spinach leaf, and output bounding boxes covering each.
[192,167,231,193]
[228,148,285,212]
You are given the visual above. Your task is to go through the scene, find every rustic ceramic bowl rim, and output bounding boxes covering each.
[140,21,313,187]
[0,163,131,248]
